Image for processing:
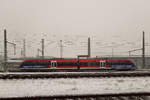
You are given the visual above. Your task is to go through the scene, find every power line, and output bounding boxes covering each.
[128,48,142,56]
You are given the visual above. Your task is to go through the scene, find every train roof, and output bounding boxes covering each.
[22,58,133,62]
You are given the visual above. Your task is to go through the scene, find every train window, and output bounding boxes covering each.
[100,61,106,68]
[107,60,133,65]
[23,60,50,65]
[51,61,57,68]
[79,62,97,66]
[88,62,97,66]
[57,62,76,66]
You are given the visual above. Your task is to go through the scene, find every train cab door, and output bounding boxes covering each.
[51,61,57,68]
[100,61,106,68]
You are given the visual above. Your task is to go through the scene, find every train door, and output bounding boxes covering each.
[51,61,57,68]
[100,61,106,68]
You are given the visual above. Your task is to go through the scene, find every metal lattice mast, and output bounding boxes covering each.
[60,40,63,58]
[42,39,44,58]
[4,29,7,72]
[23,39,26,57]
[88,37,91,57]
[142,31,145,68]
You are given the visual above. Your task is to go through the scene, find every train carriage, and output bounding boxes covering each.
[19,58,136,71]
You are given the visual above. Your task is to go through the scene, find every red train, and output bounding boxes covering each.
[19,58,136,71]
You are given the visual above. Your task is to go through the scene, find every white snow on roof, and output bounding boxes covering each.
[0,77,150,98]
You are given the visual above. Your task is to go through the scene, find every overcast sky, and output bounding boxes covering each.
[0,0,150,58]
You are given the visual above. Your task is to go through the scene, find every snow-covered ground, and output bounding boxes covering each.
[0,77,150,98]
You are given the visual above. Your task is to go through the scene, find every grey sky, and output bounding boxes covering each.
[0,0,150,58]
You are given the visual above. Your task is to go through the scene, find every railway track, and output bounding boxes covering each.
[0,71,150,79]
[1,71,150,100]
[2,93,150,100]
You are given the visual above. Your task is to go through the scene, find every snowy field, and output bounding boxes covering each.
[0,77,150,98]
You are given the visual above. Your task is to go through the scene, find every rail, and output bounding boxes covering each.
[1,72,150,99]
[0,71,150,79]
[2,92,150,100]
